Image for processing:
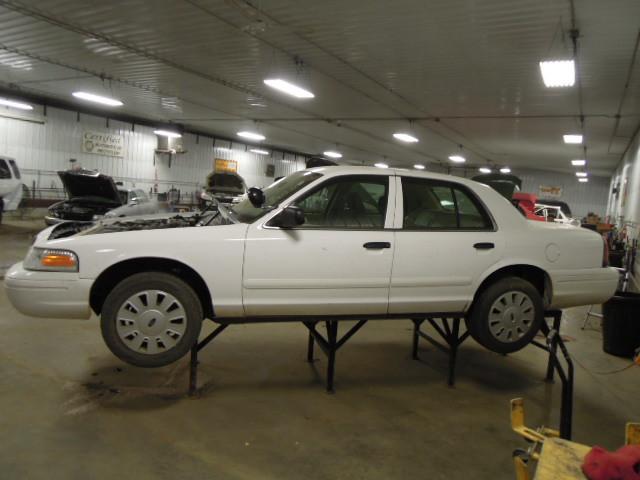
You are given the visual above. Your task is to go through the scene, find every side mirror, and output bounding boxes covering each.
[268,206,305,229]
[248,187,265,208]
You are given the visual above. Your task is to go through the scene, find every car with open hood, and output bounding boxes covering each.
[6,166,618,369]
[205,171,247,204]
[45,169,159,224]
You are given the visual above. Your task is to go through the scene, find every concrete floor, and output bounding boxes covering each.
[1,219,637,479]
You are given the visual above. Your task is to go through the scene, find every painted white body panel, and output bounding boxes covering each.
[4,166,618,322]
[0,156,22,211]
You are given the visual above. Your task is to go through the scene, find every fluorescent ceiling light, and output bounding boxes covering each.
[237,131,265,141]
[479,167,492,174]
[575,172,588,177]
[0,97,33,110]
[563,134,583,144]
[539,60,575,88]
[323,150,342,159]
[72,91,123,106]
[500,167,511,173]
[571,159,586,166]
[578,178,589,183]
[448,155,466,163]
[393,132,419,143]
[374,162,389,169]
[263,78,314,99]
[250,148,270,155]
[414,164,425,170]
[153,129,181,138]
[216,147,232,152]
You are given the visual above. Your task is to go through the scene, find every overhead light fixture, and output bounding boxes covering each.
[571,159,586,166]
[72,91,123,107]
[539,60,575,88]
[216,147,232,152]
[578,178,589,183]
[374,162,389,169]
[576,172,588,177]
[250,148,270,155]
[237,131,265,141]
[393,132,419,143]
[0,97,34,110]
[414,164,425,170]
[323,150,342,159]
[263,79,314,99]
[500,167,511,173]
[153,129,181,138]
[563,134,583,144]
[479,167,492,174]
[448,155,466,163]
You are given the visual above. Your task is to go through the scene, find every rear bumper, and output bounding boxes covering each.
[4,262,92,319]
[549,267,619,309]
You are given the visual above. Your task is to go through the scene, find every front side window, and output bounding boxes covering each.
[294,175,388,229]
[402,177,492,230]
[0,159,10,179]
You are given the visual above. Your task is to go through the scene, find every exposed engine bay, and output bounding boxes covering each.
[48,210,226,240]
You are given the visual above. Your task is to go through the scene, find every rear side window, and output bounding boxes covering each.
[0,159,10,179]
[8,160,20,179]
[402,177,492,230]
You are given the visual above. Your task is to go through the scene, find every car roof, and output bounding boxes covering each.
[307,165,483,188]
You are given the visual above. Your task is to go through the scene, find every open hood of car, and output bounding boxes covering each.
[58,169,122,204]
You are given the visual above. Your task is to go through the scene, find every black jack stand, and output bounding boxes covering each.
[188,322,228,396]
[304,320,368,393]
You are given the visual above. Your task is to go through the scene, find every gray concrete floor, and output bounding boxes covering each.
[0,219,637,479]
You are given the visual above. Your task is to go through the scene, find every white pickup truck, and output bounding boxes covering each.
[5,166,618,367]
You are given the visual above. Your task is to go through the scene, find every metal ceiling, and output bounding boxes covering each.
[0,0,638,176]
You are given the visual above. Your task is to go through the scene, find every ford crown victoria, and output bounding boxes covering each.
[5,167,618,367]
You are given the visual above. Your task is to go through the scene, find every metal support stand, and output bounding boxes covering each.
[531,326,574,440]
[543,310,562,383]
[304,320,368,393]
[411,317,469,386]
[188,322,228,396]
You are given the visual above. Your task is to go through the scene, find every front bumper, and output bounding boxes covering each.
[549,266,619,309]
[4,262,93,319]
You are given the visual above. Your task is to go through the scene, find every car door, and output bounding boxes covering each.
[389,176,504,314]
[243,174,396,317]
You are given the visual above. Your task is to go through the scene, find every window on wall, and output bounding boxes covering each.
[294,175,388,229]
[402,177,492,230]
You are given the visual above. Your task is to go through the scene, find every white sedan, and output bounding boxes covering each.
[5,166,618,367]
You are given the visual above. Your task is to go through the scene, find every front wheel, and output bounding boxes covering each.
[468,277,544,354]
[101,272,203,367]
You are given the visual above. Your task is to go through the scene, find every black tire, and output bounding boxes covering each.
[468,277,544,354]
[101,272,203,367]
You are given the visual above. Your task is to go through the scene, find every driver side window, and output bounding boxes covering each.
[294,176,388,229]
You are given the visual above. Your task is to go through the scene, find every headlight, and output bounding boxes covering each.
[24,247,79,272]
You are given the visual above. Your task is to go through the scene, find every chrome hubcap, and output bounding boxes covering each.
[116,290,187,355]
[488,291,535,343]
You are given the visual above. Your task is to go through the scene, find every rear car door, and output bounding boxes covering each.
[243,174,396,317]
[389,176,504,314]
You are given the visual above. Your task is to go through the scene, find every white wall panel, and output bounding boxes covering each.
[0,106,309,199]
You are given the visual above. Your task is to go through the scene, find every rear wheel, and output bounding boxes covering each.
[468,277,543,354]
[101,272,203,367]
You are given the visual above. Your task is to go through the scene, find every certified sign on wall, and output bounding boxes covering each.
[82,131,124,157]
[539,185,563,198]
[214,158,238,173]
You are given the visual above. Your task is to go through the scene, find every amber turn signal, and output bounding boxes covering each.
[41,253,77,268]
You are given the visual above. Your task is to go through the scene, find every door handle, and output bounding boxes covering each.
[474,242,495,250]
[363,242,391,249]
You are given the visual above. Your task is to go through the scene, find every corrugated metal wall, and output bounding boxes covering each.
[0,107,308,199]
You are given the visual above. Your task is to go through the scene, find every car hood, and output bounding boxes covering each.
[58,170,122,204]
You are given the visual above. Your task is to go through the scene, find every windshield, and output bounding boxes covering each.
[230,170,322,223]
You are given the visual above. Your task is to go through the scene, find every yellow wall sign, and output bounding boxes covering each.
[214,158,237,173]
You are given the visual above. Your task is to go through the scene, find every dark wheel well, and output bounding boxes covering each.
[90,258,214,319]
[471,265,552,311]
